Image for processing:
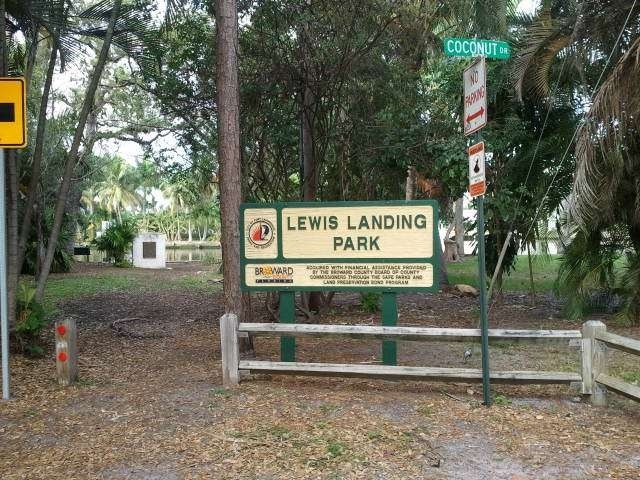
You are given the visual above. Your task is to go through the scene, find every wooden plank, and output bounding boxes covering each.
[238,323,580,343]
[594,331,640,356]
[596,374,640,402]
[239,361,581,385]
[220,314,239,387]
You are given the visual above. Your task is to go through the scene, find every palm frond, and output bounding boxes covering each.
[569,35,640,229]
[511,10,574,101]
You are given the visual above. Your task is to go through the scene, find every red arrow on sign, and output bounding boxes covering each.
[466,106,485,124]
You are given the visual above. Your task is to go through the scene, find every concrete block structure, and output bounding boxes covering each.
[132,233,166,269]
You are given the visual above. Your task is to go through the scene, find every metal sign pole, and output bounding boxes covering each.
[475,107,491,407]
[0,148,9,400]
[476,182,491,406]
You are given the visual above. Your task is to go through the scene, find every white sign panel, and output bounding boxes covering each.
[240,201,440,292]
[244,263,434,289]
[463,57,487,136]
[468,141,486,197]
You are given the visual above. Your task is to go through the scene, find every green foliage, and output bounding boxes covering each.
[448,255,561,293]
[620,371,640,386]
[556,229,621,320]
[326,441,346,457]
[93,219,137,264]
[493,394,511,406]
[359,292,380,313]
[22,205,74,276]
[14,284,47,357]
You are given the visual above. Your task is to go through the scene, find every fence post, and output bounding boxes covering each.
[581,320,607,406]
[55,318,78,386]
[220,313,239,387]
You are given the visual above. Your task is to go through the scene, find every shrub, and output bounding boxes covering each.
[14,284,47,357]
[360,292,380,313]
[93,219,136,265]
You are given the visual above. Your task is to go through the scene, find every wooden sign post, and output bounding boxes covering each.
[240,201,440,366]
[55,318,78,386]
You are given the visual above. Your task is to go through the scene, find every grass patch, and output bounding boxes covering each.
[448,255,562,293]
[620,371,640,385]
[318,403,340,416]
[168,273,222,292]
[31,269,222,318]
[267,425,292,441]
[416,403,435,416]
[493,394,512,406]
[209,387,233,398]
[41,275,140,313]
[326,441,346,457]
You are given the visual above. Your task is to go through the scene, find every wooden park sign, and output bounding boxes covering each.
[240,200,439,365]
[240,200,439,292]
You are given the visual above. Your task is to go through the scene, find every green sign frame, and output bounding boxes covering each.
[240,200,440,293]
[443,37,511,60]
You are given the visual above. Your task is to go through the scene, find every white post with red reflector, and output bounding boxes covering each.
[55,318,77,386]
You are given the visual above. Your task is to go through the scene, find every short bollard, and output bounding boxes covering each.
[220,313,239,387]
[55,318,78,386]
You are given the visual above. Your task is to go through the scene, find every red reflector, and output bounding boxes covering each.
[58,351,68,362]
[57,325,66,336]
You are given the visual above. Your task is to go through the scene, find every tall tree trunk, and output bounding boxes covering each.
[35,0,122,302]
[454,197,464,256]
[25,27,39,89]
[301,83,315,201]
[18,43,58,272]
[216,0,252,352]
[405,166,416,200]
[301,79,321,311]
[1,0,17,327]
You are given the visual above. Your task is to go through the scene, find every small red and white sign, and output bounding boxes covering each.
[463,57,487,136]
[468,141,486,197]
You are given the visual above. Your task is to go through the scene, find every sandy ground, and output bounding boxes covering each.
[1,263,639,479]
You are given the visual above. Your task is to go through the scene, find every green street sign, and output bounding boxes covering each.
[443,37,511,60]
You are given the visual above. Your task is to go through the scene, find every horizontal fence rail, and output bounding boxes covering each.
[220,316,640,406]
[594,331,640,356]
[583,320,640,405]
[596,374,640,402]
[239,323,581,343]
[239,361,581,385]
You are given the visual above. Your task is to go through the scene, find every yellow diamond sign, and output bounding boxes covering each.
[0,77,27,148]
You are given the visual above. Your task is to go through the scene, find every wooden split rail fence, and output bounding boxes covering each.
[220,315,640,406]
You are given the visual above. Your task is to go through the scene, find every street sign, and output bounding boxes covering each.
[444,37,511,60]
[0,78,27,148]
[240,201,439,292]
[468,141,486,197]
[463,57,487,136]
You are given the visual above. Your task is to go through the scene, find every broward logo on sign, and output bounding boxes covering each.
[240,201,439,292]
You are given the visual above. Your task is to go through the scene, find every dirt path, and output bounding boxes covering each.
[1,264,639,479]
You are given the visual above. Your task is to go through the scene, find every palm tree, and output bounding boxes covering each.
[161,177,196,241]
[513,0,640,322]
[94,157,141,223]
